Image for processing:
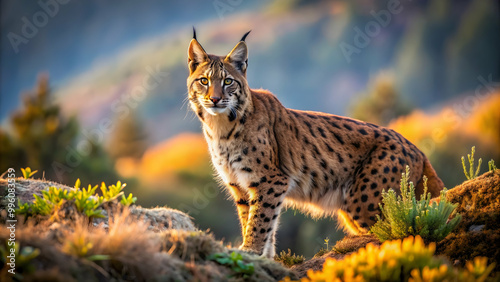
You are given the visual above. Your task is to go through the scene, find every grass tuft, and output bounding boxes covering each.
[370,166,461,242]
[274,249,305,267]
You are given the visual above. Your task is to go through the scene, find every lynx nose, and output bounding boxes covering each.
[210,96,221,105]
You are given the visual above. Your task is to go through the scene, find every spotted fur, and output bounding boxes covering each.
[186,31,444,258]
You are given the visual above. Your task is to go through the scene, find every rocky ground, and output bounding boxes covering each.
[0,170,499,281]
[0,178,297,281]
[291,170,500,278]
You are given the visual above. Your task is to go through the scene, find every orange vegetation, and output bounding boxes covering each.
[388,92,500,157]
[116,133,211,188]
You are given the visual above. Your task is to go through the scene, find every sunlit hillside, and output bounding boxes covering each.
[116,133,212,189]
[389,92,500,187]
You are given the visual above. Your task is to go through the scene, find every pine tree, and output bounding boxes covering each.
[350,72,411,126]
[106,112,148,160]
[11,74,79,176]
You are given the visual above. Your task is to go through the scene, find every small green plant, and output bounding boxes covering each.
[209,251,254,278]
[120,193,137,206]
[312,237,334,258]
[462,146,482,180]
[20,167,38,179]
[274,249,305,267]
[16,179,136,219]
[71,184,104,218]
[370,166,461,242]
[489,159,497,171]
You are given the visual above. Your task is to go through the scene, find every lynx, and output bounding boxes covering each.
[186,30,444,258]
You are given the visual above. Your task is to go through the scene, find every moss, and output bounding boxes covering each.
[274,249,305,267]
[160,230,225,261]
[331,234,380,255]
[436,169,500,272]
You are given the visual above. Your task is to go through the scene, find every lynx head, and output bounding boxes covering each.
[187,29,251,122]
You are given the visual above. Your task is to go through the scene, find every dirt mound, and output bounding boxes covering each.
[436,169,500,271]
[291,170,500,278]
[0,178,297,281]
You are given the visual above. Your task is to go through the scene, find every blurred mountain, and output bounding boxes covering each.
[2,0,498,143]
[16,0,491,145]
[115,132,212,190]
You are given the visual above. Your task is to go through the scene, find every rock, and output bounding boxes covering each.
[469,225,485,232]
[130,205,196,232]
[0,177,297,281]
[0,178,196,231]
[290,170,500,277]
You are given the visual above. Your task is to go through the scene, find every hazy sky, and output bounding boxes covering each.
[0,0,261,120]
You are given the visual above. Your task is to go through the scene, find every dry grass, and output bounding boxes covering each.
[0,179,297,281]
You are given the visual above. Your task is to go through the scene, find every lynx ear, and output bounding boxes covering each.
[188,29,208,74]
[225,31,250,75]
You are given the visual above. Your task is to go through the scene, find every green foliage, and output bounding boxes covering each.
[0,242,40,279]
[274,249,305,267]
[350,72,411,126]
[290,236,496,282]
[489,159,497,171]
[120,193,137,206]
[370,166,461,242]
[462,146,483,180]
[64,235,94,258]
[106,111,148,160]
[209,251,254,278]
[71,184,104,218]
[16,179,136,219]
[0,75,119,186]
[20,167,38,179]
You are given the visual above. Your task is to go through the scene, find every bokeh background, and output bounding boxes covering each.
[1,0,499,257]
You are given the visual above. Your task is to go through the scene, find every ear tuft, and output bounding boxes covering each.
[240,30,251,42]
[193,26,197,40]
[188,36,208,74]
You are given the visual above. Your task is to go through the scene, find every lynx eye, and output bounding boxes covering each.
[200,78,209,85]
[224,78,233,85]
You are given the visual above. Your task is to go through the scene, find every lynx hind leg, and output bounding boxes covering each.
[227,183,250,238]
[337,209,367,235]
[341,158,410,234]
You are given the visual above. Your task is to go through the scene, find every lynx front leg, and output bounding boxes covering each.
[239,175,287,258]
[227,183,250,238]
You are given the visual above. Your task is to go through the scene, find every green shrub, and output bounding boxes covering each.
[17,179,136,219]
[274,249,305,267]
[370,166,461,242]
